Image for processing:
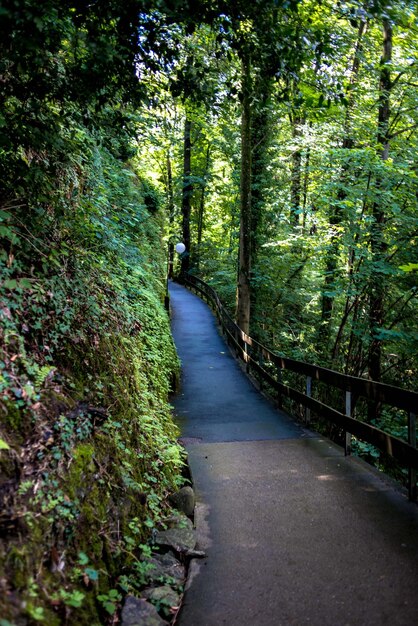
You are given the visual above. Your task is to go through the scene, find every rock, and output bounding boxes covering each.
[142,585,181,609]
[169,486,195,516]
[121,596,168,626]
[184,548,206,558]
[154,527,196,553]
[164,512,193,531]
[145,551,186,583]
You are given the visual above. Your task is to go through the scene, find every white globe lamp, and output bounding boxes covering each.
[175,242,186,254]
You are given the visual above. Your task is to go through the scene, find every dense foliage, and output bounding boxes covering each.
[151,0,418,388]
[0,146,184,624]
[139,1,417,472]
[0,2,187,624]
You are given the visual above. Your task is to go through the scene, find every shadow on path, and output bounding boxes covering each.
[170,282,418,626]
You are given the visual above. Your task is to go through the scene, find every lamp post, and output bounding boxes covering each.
[165,242,186,311]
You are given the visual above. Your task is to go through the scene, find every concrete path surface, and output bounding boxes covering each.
[169,282,418,626]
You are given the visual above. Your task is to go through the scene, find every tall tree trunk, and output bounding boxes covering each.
[251,75,273,328]
[236,54,252,334]
[181,117,192,275]
[302,137,311,232]
[251,92,269,263]
[318,20,366,348]
[368,18,392,382]
[166,151,175,279]
[290,113,303,227]
[196,143,210,270]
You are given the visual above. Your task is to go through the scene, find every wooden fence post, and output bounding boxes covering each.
[277,366,282,409]
[408,412,417,501]
[244,342,249,374]
[259,351,264,390]
[345,391,352,456]
[306,376,312,425]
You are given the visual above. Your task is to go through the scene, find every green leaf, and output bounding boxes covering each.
[19,278,33,289]
[103,601,116,614]
[0,438,10,450]
[61,590,85,608]
[399,263,418,272]
[78,551,89,565]
[0,225,15,239]
[84,567,99,581]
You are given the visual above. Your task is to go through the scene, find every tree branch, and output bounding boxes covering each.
[389,122,418,139]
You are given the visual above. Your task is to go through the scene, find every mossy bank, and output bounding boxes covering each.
[0,141,185,625]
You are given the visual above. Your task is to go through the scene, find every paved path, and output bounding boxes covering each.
[169,282,418,626]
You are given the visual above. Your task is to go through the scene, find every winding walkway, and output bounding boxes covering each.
[169,281,418,626]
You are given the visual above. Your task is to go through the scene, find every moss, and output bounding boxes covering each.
[41,388,76,415]
[0,168,184,623]
[6,545,29,589]
[62,595,103,626]
[66,443,95,499]
[2,400,25,437]
[0,448,19,481]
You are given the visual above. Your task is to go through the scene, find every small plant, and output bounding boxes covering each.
[25,605,45,622]
[132,559,155,586]
[17,480,33,496]
[97,589,122,615]
[58,589,85,608]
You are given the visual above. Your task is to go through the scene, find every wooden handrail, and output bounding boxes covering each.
[181,273,418,500]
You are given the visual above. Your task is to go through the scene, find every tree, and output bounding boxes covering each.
[237,50,253,333]
[318,17,367,347]
[368,16,393,383]
[181,116,193,273]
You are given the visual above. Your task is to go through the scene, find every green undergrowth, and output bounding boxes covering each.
[0,142,184,625]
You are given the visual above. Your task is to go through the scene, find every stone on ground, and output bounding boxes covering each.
[145,551,186,583]
[142,585,181,609]
[169,486,195,516]
[121,596,168,626]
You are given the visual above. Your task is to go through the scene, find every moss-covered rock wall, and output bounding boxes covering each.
[0,143,184,625]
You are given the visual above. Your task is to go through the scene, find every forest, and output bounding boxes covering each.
[0,0,417,624]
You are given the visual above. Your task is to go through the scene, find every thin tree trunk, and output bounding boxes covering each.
[181,117,192,274]
[302,138,311,232]
[167,151,174,279]
[318,19,366,347]
[250,75,273,328]
[290,113,303,227]
[332,172,370,368]
[236,54,252,334]
[368,18,392,383]
[196,143,210,270]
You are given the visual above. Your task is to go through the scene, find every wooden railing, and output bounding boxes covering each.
[182,273,418,501]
